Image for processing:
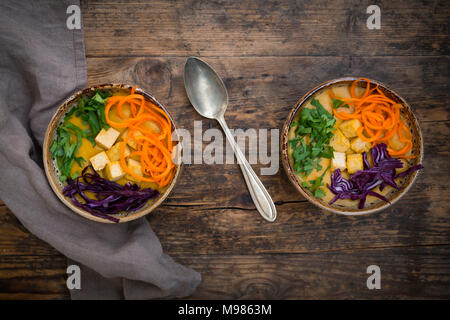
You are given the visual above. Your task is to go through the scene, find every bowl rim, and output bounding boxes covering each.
[281,77,424,215]
[43,83,182,223]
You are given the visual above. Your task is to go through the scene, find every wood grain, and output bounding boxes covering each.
[81,0,450,57]
[1,246,449,300]
[0,0,449,299]
[86,56,450,124]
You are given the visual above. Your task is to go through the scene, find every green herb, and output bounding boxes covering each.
[332,98,349,109]
[75,90,111,142]
[300,165,330,198]
[313,188,326,198]
[288,98,336,177]
[50,90,112,182]
[51,120,85,182]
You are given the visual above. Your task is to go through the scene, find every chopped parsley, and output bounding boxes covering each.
[50,90,111,182]
[289,98,336,178]
[331,98,349,109]
[301,165,330,198]
[74,90,111,140]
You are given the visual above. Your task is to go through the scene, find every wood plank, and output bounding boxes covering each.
[0,255,68,300]
[2,245,449,299]
[86,56,450,126]
[80,0,450,57]
[185,247,450,299]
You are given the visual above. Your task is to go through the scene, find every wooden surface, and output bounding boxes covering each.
[1,0,449,299]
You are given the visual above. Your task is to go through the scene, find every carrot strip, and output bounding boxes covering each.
[106,88,176,187]
[337,78,414,157]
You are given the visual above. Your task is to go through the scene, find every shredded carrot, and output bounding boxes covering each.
[329,79,415,158]
[105,86,176,187]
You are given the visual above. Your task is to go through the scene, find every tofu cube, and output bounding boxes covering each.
[339,119,362,138]
[346,153,363,174]
[142,120,161,134]
[350,137,371,153]
[119,128,129,141]
[106,142,131,162]
[89,151,110,171]
[332,152,347,171]
[124,130,144,150]
[389,133,406,151]
[95,127,120,149]
[126,158,143,182]
[105,161,125,181]
[330,129,350,153]
[334,118,344,129]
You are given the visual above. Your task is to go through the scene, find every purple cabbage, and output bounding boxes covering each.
[328,143,423,209]
[63,167,159,222]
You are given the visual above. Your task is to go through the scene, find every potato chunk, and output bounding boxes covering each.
[106,142,131,162]
[339,119,362,138]
[330,129,350,153]
[350,137,371,153]
[332,152,346,171]
[126,158,143,182]
[346,153,363,174]
[89,151,110,171]
[95,127,120,149]
[105,161,125,181]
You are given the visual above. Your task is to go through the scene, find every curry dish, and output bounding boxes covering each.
[288,78,423,209]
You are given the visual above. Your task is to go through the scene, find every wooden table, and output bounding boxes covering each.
[0,0,449,299]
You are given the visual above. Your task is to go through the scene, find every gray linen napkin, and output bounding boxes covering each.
[0,0,201,299]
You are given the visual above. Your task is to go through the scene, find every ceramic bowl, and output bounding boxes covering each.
[281,77,423,215]
[43,84,182,223]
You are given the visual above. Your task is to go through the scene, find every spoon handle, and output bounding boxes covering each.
[217,115,277,222]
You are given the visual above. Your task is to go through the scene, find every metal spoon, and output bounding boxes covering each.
[184,57,277,222]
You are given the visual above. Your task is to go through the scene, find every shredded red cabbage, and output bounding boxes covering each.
[328,143,423,209]
[63,167,160,222]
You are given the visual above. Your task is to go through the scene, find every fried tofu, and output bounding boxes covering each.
[106,142,131,162]
[332,152,347,171]
[89,151,110,171]
[334,118,344,129]
[95,127,120,149]
[346,153,363,174]
[339,119,362,138]
[350,137,371,153]
[389,133,406,151]
[330,129,350,153]
[141,120,161,134]
[105,161,125,181]
[122,129,144,150]
[126,158,143,182]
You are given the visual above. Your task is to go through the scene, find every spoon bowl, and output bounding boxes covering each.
[184,57,228,119]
